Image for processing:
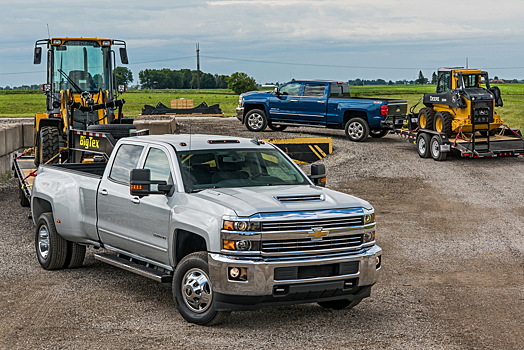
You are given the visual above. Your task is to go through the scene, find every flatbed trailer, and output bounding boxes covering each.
[393,115,524,161]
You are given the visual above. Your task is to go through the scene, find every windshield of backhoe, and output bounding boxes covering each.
[52,40,111,93]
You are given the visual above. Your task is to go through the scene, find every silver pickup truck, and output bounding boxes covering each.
[31,134,382,325]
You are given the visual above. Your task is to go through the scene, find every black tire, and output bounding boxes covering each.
[318,298,362,310]
[430,135,447,161]
[65,241,86,269]
[245,109,268,132]
[173,252,230,325]
[35,212,68,270]
[416,133,431,158]
[268,123,288,132]
[418,108,435,130]
[87,124,137,139]
[39,126,60,165]
[19,185,30,207]
[369,129,389,138]
[344,117,369,142]
[433,111,453,137]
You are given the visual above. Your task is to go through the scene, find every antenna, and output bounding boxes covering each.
[466,57,469,69]
[47,24,50,39]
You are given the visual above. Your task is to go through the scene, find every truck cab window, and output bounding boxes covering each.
[144,148,173,184]
[303,83,326,97]
[109,144,144,184]
[437,73,451,93]
[279,82,302,96]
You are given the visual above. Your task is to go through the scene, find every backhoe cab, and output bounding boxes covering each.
[417,68,504,136]
[33,37,132,165]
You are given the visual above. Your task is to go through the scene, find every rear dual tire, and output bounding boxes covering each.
[35,212,86,270]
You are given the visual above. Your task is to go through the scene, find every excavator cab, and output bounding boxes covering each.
[33,38,132,165]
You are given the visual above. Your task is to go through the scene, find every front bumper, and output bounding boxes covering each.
[208,245,382,311]
[236,107,244,122]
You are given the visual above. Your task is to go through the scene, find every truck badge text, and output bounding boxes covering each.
[79,136,100,149]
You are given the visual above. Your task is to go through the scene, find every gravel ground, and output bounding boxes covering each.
[1,117,523,349]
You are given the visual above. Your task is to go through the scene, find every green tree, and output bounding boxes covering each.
[431,72,438,84]
[228,72,258,94]
[114,66,133,86]
[416,70,427,84]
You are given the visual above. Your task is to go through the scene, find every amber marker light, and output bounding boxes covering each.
[223,240,236,250]
[130,185,143,190]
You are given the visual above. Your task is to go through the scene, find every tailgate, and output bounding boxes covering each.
[387,100,408,116]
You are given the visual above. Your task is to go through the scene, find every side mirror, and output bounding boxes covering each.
[34,47,42,65]
[118,85,127,93]
[309,163,326,187]
[119,47,129,64]
[130,169,173,197]
[273,87,280,96]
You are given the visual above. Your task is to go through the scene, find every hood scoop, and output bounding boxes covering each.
[275,194,325,203]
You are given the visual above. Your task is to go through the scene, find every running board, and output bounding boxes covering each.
[94,253,172,283]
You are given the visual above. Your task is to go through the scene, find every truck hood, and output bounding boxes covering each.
[241,90,273,99]
[193,185,371,217]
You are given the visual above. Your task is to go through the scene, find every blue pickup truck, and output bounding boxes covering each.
[236,80,408,141]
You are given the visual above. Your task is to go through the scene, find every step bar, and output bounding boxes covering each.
[94,253,172,283]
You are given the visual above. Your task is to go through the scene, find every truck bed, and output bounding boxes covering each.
[46,162,107,177]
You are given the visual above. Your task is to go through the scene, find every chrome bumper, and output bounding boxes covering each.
[208,245,381,297]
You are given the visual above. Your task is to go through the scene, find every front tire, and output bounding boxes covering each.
[35,212,68,270]
[318,298,362,310]
[173,252,229,325]
[39,126,60,165]
[418,108,435,130]
[245,109,268,132]
[345,117,369,142]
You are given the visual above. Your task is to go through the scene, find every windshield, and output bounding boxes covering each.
[177,148,309,192]
[52,40,111,93]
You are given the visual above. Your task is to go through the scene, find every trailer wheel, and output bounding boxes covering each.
[345,118,369,142]
[87,124,137,139]
[245,109,268,132]
[318,298,362,310]
[430,135,447,161]
[173,252,230,325]
[35,212,68,270]
[418,108,435,130]
[416,133,431,158]
[434,111,453,137]
[268,123,288,132]
[39,126,60,165]
[369,129,389,138]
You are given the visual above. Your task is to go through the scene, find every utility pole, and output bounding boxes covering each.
[196,43,200,89]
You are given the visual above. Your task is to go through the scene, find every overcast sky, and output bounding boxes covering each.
[1,0,523,86]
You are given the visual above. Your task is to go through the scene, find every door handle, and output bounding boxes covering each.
[131,197,140,204]
[99,189,108,196]
[317,101,325,103]
[290,99,299,102]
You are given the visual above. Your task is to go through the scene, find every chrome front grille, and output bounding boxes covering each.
[261,216,363,232]
[261,234,364,254]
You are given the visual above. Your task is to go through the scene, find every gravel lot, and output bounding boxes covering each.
[1,117,523,349]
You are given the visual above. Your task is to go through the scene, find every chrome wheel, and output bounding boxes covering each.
[37,225,50,260]
[347,121,364,139]
[247,113,264,130]
[181,268,212,313]
[418,136,427,155]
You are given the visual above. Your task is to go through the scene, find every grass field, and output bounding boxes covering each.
[1,84,523,129]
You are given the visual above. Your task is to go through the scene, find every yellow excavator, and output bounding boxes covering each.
[32,37,134,165]
[417,67,504,136]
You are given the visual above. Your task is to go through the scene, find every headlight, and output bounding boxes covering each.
[364,213,375,225]
[223,220,260,232]
[363,231,376,243]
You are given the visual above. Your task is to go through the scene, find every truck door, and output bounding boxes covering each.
[97,143,173,265]
[267,82,303,121]
[296,82,328,124]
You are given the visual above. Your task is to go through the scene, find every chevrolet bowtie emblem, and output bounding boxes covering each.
[307,227,329,240]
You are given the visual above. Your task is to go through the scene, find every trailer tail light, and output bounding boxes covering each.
[380,105,388,116]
